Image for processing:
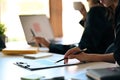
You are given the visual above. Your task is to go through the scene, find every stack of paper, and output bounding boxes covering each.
[24,52,53,59]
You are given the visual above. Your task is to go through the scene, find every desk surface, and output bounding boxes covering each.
[0,42,117,80]
[0,52,117,80]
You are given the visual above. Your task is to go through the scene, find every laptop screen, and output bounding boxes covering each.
[19,15,54,45]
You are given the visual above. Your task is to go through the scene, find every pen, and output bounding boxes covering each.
[30,29,36,37]
[30,29,41,47]
[55,48,87,63]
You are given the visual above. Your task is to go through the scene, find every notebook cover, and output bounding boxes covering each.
[86,67,120,80]
[2,47,39,55]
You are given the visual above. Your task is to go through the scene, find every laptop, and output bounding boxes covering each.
[19,14,57,46]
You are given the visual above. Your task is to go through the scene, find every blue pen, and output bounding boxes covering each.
[55,48,87,63]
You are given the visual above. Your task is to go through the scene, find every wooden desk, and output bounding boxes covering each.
[0,51,117,80]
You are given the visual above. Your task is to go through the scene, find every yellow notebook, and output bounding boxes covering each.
[2,47,39,55]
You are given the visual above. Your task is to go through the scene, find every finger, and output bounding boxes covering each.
[64,58,68,64]
[64,52,76,64]
[68,54,76,59]
[64,51,72,58]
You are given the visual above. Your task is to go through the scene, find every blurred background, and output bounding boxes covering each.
[0,0,89,43]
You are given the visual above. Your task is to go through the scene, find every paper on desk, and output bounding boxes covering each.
[24,52,53,59]
[14,59,82,71]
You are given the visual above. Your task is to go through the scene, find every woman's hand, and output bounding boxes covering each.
[34,37,50,47]
[64,47,80,64]
[75,2,87,20]
[64,47,90,64]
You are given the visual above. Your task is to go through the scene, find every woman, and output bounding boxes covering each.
[77,0,115,53]
[35,0,115,54]
[64,0,120,65]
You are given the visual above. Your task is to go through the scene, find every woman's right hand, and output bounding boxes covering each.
[34,37,50,47]
[64,47,90,64]
[64,47,81,64]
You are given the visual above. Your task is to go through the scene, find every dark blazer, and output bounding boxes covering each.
[79,6,115,53]
[49,43,76,54]
[48,6,115,54]
[113,0,120,65]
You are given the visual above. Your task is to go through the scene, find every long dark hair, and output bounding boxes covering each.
[106,6,115,27]
[92,0,100,4]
